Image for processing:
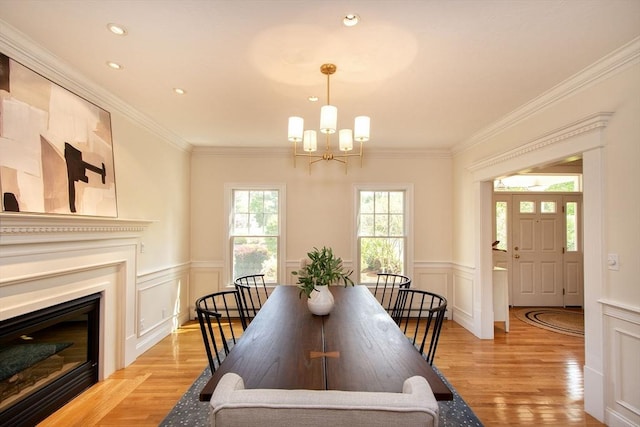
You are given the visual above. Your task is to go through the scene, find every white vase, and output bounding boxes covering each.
[307,285,334,316]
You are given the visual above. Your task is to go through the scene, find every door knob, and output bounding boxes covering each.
[514,254,520,259]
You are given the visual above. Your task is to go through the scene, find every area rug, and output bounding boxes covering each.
[159,363,483,426]
[514,307,584,337]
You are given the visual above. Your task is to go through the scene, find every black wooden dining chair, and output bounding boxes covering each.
[372,273,411,313]
[392,288,447,365]
[234,274,270,324]
[195,290,245,374]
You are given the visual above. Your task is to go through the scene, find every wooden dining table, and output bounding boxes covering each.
[199,284,453,401]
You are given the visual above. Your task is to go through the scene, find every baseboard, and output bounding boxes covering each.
[606,408,639,427]
[135,317,176,357]
[584,364,605,422]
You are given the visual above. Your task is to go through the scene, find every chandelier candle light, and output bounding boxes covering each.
[288,63,370,173]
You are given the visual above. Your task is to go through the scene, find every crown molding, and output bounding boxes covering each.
[0,20,191,153]
[453,36,640,155]
[191,145,451,159]
[190,146,291,158]
[467,112,612,174]
[366,147,451,159]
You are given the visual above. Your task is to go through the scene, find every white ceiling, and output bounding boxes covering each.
[1,0,639,151]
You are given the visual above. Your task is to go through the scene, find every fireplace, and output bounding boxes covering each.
[0,293,100,425]
[0,214,151,424]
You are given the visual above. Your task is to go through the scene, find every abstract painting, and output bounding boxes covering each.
[0,53,117,217]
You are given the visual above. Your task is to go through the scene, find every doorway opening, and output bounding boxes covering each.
[492,167,584,308]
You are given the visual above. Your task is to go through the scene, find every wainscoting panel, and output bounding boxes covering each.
[602,301,640,427]
[452,266,475,333]
[136,264,190,355]
[189,261,224,319]
[414,264,452,319]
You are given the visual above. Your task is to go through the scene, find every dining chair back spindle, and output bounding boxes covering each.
[234,274,270,324]
[195,290,245,374]
[392,288,447,365]
[373,273,411,313]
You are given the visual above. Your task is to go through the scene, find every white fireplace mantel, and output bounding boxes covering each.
[0,213,153,245]
[0,213,153,378]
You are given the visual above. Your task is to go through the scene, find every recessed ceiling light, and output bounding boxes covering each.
[107,23,127,36]
[308,96,318,102]
[343,14,360,27]
[106,61,123,70]
[173,88,186,95]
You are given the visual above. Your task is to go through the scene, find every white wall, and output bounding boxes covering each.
[110,113,192,354]
[112,114,191,273]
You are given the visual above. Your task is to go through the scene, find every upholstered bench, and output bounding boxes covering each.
[209,373,439,427]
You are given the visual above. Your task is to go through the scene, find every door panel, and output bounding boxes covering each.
[541,262,559,294]
[541,219,560,251]
[519,262,535,294]
[518,219,535,251]
[565,261,581,295]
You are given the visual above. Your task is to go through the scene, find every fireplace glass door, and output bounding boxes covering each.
[0,293,100,425]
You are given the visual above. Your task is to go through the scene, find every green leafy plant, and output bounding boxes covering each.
[292,246,354,298]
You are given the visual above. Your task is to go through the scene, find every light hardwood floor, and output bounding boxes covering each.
[40,310,604,427]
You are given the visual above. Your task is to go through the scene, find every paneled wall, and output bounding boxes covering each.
[603,303,640,426]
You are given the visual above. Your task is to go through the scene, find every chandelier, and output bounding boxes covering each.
[287,63,370,173]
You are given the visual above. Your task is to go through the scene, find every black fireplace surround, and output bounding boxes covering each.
[0,293,100,426]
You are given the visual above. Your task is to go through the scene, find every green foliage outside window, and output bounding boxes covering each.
[360,237,404,281]
[566,202,578,251]
[232,190,279,282]
[358,190,406,283]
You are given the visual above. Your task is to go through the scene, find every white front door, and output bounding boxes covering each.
[512,194,564,306]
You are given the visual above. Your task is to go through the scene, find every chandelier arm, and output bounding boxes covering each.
[332,152,362,159]
[294,152,323,161]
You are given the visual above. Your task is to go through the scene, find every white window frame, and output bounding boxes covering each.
[224,183,286,287]
[353,184,414,284]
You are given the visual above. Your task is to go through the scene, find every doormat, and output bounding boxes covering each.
[514,307,584,337]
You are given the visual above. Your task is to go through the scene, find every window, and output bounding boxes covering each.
[494,201,508,251]
[227,185,285,284]
[357,188,409,283]
[540,200,556,213]
[566,201,579,252]
[494,174,582,192]
[519,201,535,213]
